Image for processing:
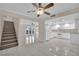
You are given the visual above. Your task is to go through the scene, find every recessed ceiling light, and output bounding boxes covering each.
[56,24,60,28]
[64,24,70,27]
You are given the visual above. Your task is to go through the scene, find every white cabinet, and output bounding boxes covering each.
[55,33,70,39]
[70,34,79,45]
[46,31,70,40]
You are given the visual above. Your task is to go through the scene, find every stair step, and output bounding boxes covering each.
[2,42,18,47]
[2,36,16,39]
[2,34,16,37]
[0,42,18,50]
[3,32,16,34]
[1,39,17,42]
[2,37,16,41]
[1,39,17,45]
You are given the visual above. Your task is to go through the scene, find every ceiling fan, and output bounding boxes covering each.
[27,3,55,17]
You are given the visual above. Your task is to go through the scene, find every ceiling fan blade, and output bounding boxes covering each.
[32,3,38,8]
[27,10,35,13]
[50,14,56,17]
[44,11,50,15]
[44,3,54,9]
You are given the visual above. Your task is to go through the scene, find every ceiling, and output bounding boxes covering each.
[0,3,79,20]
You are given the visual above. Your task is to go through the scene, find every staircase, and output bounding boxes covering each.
[0,21,18,50]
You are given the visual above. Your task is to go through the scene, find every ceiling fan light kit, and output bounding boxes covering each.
[27,3,55,17]
[37,8,44,15]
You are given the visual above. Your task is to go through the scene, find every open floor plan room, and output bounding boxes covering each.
[0,3,79,56]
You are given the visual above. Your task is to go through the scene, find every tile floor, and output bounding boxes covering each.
[0,38,79,56]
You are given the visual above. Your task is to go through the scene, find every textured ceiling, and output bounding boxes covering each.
[0,3,79,20]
